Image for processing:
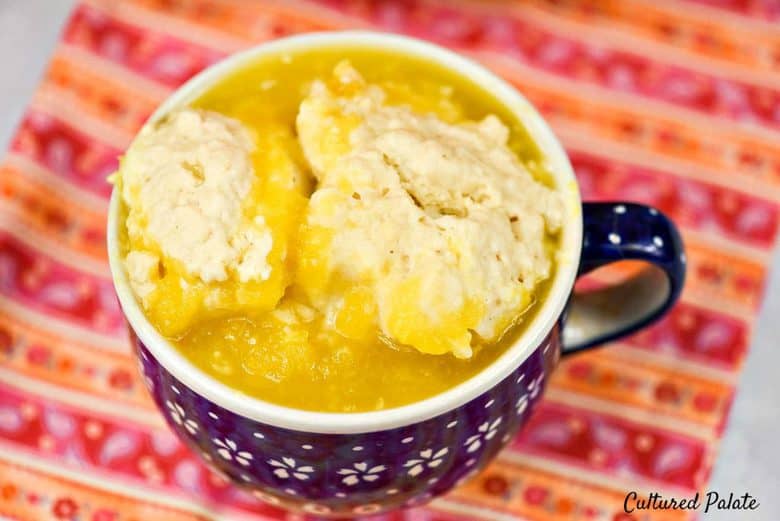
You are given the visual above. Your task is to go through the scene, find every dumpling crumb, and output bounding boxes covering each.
[296,62,562,358]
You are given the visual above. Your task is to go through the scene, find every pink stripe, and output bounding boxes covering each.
[312,0,780,130]
[0,381,291,518]
[367,510,479,521]
[0,232,122,335]
[11,110,118,198]
[0,380,478,521]
[681,0,780,21]
[414,511,487,521]
[626,302,748,369]
[569,150,779,248]
[510,401,708,490]
[63,4,227,89]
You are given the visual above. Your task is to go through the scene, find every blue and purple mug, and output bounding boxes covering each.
[107,32,685,517]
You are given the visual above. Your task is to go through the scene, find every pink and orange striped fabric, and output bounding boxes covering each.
[1,1,779,520]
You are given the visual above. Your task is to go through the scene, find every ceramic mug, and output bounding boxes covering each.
[107,31,686,517]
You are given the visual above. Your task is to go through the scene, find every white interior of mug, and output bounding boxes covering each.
[107,31,583,434]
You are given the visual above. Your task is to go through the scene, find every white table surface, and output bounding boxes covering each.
[1,2,778,519]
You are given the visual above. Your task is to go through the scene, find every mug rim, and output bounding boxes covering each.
[107,30,583,434]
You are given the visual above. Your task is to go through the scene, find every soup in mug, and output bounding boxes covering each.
[116,47,562,412]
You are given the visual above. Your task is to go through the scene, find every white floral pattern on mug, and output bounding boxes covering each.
[528,373,544,399]
[166,400,198,435]
[403,447,449,477]
[337,462,386,485]
[213,437,252,466]
[268,457,314,480]
[465,417,503,453]
[135,315,556,513]
[516,393,529,415]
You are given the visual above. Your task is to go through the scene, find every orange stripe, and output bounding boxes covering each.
[683,238,767,312]
[0,161,107,261]
[607,344,739,381]
[61,0,780,201]
[450,457,690,521]
[0,217,107,278]
[551,349,733,431]
[30,97,132,150]
[456,0,780,88]
[0,457,210,521]
[57,43,173,98]
[92,0,360,48]
[554,123,780,204]
[43,52,162,135]
[84,0,248,52]
[480,53,780,189]
[581,233,766,319]
[521,0,779,73]
[0,315,149,408]
[3,153,109,211]
[0,297,127,353]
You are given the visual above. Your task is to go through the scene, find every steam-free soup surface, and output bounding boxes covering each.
[140,47,558,412]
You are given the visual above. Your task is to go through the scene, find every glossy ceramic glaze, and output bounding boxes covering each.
[136,327,559,516]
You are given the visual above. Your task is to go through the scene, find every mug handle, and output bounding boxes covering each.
[561,202,686,356]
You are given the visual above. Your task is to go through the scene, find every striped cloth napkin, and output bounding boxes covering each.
[1,1,778,520]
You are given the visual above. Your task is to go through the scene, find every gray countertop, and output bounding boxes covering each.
[1,2,778,519]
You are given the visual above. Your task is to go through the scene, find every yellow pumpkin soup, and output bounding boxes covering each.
[117,47,561,412]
